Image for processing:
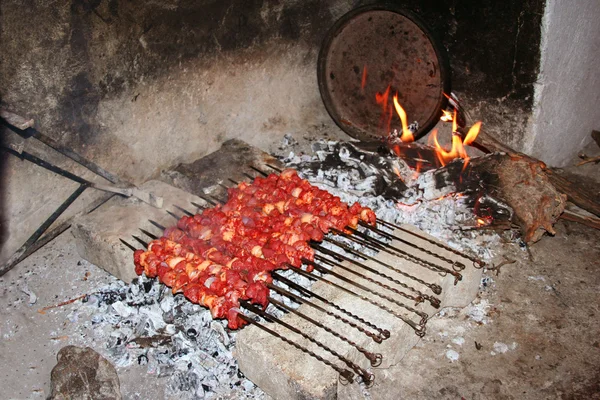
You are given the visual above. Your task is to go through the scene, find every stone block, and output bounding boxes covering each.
[71,180,207,283]
[234,225,482,400]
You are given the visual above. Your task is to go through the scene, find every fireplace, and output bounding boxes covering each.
[1,1,600,399]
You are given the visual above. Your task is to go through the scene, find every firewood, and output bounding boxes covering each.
[470,129,600,218]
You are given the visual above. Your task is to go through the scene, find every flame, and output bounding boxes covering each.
[477,218,486,226]
[430,114,482,168]
[361,66,368,90]
[375,85,393,134]
[463,121,482,146]
[393,94,414,142]
[440,110,453,122]
[392,166,404,182]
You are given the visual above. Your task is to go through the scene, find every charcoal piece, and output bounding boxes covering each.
[49,346,122,400]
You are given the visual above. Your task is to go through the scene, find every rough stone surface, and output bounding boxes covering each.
[235,226,481,400]
[71,180,206,283]
[49,345,121,400]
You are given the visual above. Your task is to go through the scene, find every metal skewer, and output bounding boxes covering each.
[359,221,465,271]
[272,273,390,341]
[307,258,429,324]
[376,218,485,268]
[290,264,426,337]
[236,313,355,385]
[241,301,374,386]
[268,282,384,343]
[322,236,443,297]
[268,296,382,367]
[314,243,440,308]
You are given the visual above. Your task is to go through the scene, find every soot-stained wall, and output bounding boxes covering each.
[0,0,544,265]
[1,0,543,183]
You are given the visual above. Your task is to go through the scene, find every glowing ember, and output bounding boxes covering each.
[440,110,453,122]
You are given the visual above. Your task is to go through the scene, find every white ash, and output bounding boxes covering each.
[283,141,500,261]
[73,275,265,399]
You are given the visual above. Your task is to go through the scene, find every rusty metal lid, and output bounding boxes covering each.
[318,4,450,142]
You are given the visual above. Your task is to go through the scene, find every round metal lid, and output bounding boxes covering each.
[318,4,450,142]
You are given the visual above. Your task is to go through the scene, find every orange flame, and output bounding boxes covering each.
[393,94,414,142]
[440,110,453,122]
[430,122,481,169]
[375,85,393,134]
[361,66,368,90]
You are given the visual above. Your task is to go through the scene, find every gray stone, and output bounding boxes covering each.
[234,225,482,400]
[49,346,122,400]
[71,180,206,283]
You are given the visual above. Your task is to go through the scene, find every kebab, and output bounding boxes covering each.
[134,169,377,329]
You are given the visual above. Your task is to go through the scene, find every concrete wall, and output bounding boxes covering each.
[526,0,600,167]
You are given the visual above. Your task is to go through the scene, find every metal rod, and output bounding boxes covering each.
[227,178,239,186]
[0,183,89,277]
[191,201,207,210]
[148,220,166,231]
[120,239,138,252]
[131,235,149,248]
[268,282,384,343]
[314,243,435,305]
[174,205,194,216]
[376,218,486,268]
[196,193,217,206]
[336,228,463,284]
[265,164,283,173]
[139,228,158,240]
[242,172,255,181]
[268,297,382,367]
[307,258,429,325]
[1,120,123,185]
[1,146,88,184]
[217,182,230,192]
[272,273,390,340]
[289,264,426,337]
[165,210,181,220]
[314,253,423,307]
[241,301,374,385]
[360,221,466,271]
[236,313,355,384]
[249,165,268,177]
[325,238,442,301]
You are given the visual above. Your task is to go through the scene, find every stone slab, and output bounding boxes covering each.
[71,180,207,283]
[234,226,483,400]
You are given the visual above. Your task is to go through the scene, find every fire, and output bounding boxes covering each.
[393,95,414,142]
[430,113,482,168]
[440,110,453,122]
[361,66,368,90]
[375,85,393,134]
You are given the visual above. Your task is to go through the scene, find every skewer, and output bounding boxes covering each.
[191,201,207,210]
[242,172,255,181]
[131,235,148,248]
[359,222,466,271]
[336,228,463,284]
[249,165,269,177]
[120,239,138,252]
[314,243,441,308]
[196,193,218,206]
[268,282,384,343]
[174,205,194,216]
[165,210,181,220]
[148,219,166,231]
[307,258,429,324]
[272,273,390,340]
[290,264,426,337]
[241,301,374,386]
[376,218,486,268]
[323,237,443,297]
[313,253,423,307]
[139,228,158,240]
[236,313,355,385]
[268,296,382,367]
[265,164,283,173]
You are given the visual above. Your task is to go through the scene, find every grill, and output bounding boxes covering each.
[118,162,483,387]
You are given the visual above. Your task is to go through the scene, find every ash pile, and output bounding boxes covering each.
[73,275,264,399]
[282,140,503,259]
